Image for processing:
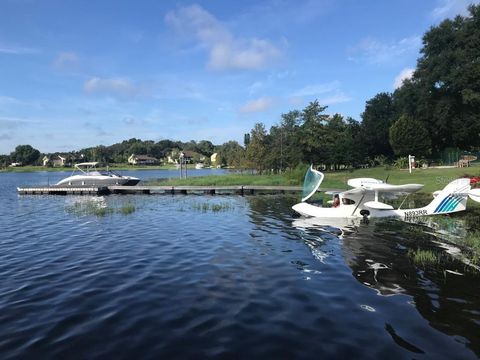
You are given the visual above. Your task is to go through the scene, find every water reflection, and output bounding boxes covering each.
[290,211,480,356]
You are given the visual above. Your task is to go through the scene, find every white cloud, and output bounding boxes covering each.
[248,81,263,95]
[53,52,79,68]
[349,36,422,65]
[165,4,282,71]
[0,95,21,105]
[318,92,352,105]
[0,43,38,55]
[292,81,341,97]
[83,77,141,98]
[393,68,415,89]
[0,117,33,129]
[239,97,273,113]
[290,81,351,105]
[431,0,479,20]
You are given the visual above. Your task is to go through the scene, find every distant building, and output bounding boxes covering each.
[128,154,159,165]
[168,150,205,164]
[44,155,67,167]
[42,156,50,166]
[210,153,218,166]
[43,154,83,167]
[180,150,204,164]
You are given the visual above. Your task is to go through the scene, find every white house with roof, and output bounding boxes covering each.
[128,154,159,165]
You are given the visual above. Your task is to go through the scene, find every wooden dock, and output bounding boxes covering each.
[17,185,110,195]
[108,185,302,195]
[17,185,302,196]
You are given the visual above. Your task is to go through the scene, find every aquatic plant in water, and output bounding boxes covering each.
[119,204,136,215]
[191,201,233,213]
[464,232,480,265]
[66,199,136,217]
[409,249,439,267]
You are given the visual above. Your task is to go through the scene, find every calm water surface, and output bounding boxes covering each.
[1,171,479,359]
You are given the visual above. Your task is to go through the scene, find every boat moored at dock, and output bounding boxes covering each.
[56,162,140,186]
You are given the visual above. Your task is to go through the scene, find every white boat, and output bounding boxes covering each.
[195,163,204,169]
[292,165,479,220]
[56,162,140,186]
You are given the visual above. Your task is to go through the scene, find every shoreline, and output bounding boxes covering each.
[0,164,214,173]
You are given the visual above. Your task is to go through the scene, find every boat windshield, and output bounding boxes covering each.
[302,165,324,202]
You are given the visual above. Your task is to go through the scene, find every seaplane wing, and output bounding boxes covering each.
[341,187,366,196]
[469,188,480,203]
[341,182,423,196]
[366,183,424,193]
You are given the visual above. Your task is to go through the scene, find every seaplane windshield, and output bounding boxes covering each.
[302,165,324,202]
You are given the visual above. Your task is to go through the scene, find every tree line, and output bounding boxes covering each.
[0,139,218,167]
[2,5,479,170]
[236,4,480,172]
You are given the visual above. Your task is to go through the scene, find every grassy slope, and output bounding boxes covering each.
[148,165,480,193]
[148,173,300,186]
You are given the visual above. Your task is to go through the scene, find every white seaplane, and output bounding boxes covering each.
[292,166,480,220]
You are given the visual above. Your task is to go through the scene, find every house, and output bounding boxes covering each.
[168,150,204,164]
[181,151,193,162]
[128,154,159,165]
[51,155,67,167]
[42,156,50,166]
[210,153,218,166]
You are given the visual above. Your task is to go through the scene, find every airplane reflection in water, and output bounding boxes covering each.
[292,216,480,356]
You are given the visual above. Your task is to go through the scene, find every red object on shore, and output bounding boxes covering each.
[469,176,480,184]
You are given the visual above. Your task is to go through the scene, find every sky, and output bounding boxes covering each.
[0,0,478,154]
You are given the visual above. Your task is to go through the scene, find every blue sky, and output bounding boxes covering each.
[0,0,478,154]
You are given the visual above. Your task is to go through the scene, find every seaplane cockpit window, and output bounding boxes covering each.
[342,198,355,205]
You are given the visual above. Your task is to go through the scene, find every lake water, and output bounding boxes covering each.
[1,171,479,359]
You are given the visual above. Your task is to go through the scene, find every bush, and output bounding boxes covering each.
[393,157,408,169]
[284,163,310,183]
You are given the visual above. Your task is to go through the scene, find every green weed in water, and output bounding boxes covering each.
[94,207,114,217]
[66,200,136,217]
[118,203,136,215]
[66,200,114,217]
[409,249,440,266]
[465,232,480,265]
[192,201,233,213]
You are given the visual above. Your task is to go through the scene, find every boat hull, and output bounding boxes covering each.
[56,175,140,187]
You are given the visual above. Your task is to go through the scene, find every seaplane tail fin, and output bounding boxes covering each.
[424,178,471,215]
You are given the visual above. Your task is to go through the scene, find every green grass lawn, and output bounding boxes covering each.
[147,173,300,186]
[4,163,479,195]
[147,165,480,193]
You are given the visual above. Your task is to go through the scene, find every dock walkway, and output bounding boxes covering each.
[17,185,303,196]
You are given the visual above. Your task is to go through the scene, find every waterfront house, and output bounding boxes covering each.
[128,154,159,165]
[168,150,203,164]
[44,155,67,167]
[42,156,50,166]
[210,153,218,166]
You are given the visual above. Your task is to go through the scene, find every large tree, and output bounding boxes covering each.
[389,114,432,157]
[394,4,480,152]
[10,145,40,165]
[298,100,330,165]
[360,92,396,158]
[217,141,244,168]
[245,123,269,172]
